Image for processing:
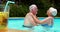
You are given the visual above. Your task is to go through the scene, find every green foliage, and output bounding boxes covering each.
[10,4,29,17]
[9,0,60,17]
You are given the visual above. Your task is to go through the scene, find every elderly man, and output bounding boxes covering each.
[23,4,39,28]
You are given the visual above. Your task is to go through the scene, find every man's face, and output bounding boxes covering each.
[32,7,38,15]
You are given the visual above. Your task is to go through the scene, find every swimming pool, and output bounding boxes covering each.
[8,17,60,32]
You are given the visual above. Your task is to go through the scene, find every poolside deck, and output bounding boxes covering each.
[0,29,30,32]
[8,29,30,32]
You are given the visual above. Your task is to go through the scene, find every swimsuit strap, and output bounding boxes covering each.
[23,25,33,28]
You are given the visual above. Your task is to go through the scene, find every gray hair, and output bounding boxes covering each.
[49,7,57,16]
[29,4,37,12]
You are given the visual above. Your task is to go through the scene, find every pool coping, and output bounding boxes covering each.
[8,17,60,20]
[9,17,60,18]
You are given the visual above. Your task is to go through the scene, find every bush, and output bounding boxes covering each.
[9,0,60,17]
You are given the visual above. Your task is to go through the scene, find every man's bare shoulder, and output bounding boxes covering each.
[26,13,32,16]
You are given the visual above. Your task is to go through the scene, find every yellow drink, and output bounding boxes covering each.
[0,5,10,32]
[0,12,9,32]
[0,12,9,29]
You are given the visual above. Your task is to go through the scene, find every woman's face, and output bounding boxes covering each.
[47,10,51,16]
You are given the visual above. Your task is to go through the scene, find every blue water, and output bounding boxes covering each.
[8,18,60,32]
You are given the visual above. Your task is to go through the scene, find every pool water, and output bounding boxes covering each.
[8,18,60,32]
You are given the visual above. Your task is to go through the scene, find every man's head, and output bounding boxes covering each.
[29,4,38,15]
[47,7,57,16]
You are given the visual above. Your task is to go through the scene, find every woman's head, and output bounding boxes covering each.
[47,7,57,16]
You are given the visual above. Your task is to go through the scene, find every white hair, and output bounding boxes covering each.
[49,7,57,16]
[29,4,37,11]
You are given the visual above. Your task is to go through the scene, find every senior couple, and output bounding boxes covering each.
[23,4,57,32]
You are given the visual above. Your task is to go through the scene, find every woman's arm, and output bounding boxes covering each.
[30,13,41,24]
[30,13,51,24]
[40,17,50,24]
[28,13,37,26]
